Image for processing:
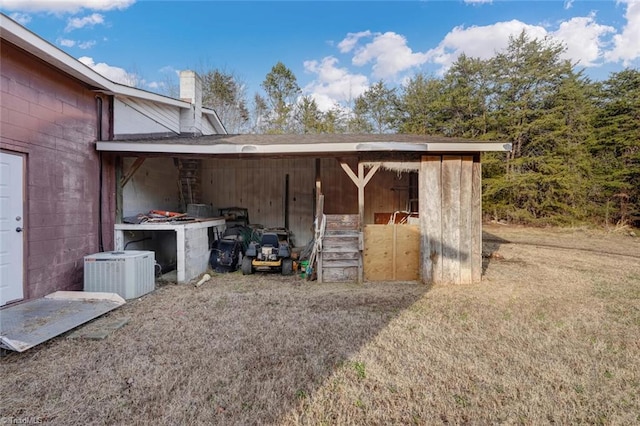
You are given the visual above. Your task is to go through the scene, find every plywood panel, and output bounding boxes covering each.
[394,225,420,281]
[364,225,394,281]
[363,224,419,281]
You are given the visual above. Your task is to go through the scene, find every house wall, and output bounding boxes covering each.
[122,157,181,218]
[0,40,109,300]
[113,97,181,139]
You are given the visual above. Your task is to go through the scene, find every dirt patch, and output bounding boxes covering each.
[1,225,639,425]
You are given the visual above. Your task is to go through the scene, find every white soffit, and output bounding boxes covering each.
[96,141,512,154]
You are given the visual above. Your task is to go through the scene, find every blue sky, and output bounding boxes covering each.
[2,1,639,110]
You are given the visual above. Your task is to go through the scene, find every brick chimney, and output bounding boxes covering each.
[179,70,203,135]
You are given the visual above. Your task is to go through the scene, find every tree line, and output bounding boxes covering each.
[194,32,639,228]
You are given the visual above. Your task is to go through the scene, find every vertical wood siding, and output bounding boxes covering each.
[419,155,481,284]
[202,158,316,246]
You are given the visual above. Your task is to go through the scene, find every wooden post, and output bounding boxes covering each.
[441,156,461,284]
[115,156,123,224]
[459,156,473,284]
[420,156,442,284]
[315,158,321,217]
[317,194,324,283]
[471,155,482,283]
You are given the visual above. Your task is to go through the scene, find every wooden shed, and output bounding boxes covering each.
[97,134,510,285]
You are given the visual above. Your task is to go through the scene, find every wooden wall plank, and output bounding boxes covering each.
[441,156,461,284]
[459,156,473,284]
[420,156,442,284]
[394,225,420,281]
[471,156,482,283]
[363,225,394,281]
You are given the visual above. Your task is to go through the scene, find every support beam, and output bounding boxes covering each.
[340,161,359,186]
[115,156,123,224]
[338,159,381,285]
[120,157,145,188]
[362,162,381,186]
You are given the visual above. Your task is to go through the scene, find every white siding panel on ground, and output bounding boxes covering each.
[114,97,181,136]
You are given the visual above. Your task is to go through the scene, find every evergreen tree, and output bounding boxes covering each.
[260,62,301,133]
[201,69,250,133]
[398,73,447,135]
[294,96,324,134]
[591,69,640,226]
[350,81,399,134]
[481,32,589,223]
[440,54,491,138]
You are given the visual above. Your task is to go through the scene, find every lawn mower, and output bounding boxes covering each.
[241,228,293,275]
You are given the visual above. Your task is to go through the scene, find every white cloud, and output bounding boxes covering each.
[605,0,640,65]
[337,31,372,53]
[78,56,138,86]
[147,81,165,89]
[350,31,430,79]
[159,65,179,76]
[552,14,615,66]
[426,16,617,72]
[303,56,369,111]
[426,20,547,71]
[464,0,493,4]
[78,40,96,49]
[0,0,135,13]
[58,38,76,47]
[9,12,31,25]
[564,0,575,10]
[65,13,104,32]
[59,38,96,49]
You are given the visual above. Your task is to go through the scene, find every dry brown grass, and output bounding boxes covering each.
[1,225,639,425]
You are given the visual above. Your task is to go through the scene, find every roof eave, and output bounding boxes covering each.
[96,141,512,155]
[1,13,192,109]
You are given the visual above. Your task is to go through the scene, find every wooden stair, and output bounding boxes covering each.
[319,214,362,283]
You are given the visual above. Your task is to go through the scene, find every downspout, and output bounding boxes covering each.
[96,96,104,252]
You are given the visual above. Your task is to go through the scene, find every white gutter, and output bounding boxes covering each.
[96,141,511,154]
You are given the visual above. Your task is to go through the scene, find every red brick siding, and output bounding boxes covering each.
[0,40,114,300]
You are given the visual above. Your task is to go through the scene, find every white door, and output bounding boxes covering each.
[0,152,24,306]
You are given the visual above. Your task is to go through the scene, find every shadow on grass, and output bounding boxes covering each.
[482,231,511,275]
[0,275,430,425]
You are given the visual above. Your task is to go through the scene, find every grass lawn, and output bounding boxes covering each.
[1,225,639,425]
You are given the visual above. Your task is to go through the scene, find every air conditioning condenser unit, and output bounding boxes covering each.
[84,251,155,299]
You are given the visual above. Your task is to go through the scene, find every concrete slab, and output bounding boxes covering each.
[0,291,125,352]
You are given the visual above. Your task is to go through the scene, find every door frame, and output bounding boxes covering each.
[1,149,27,305]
